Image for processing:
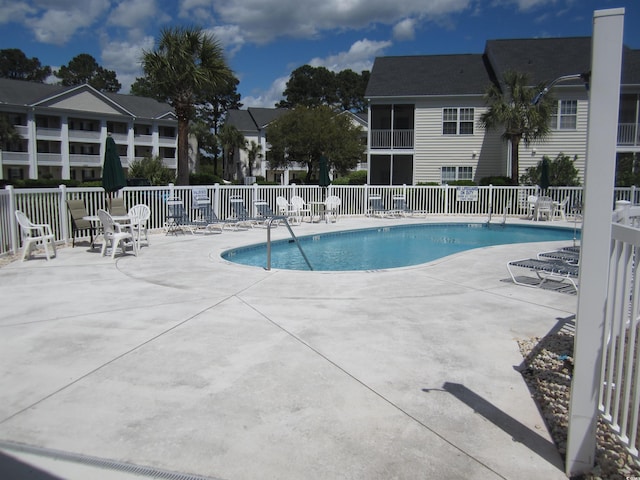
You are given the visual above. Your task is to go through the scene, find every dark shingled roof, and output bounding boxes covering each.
[484,37,592,87]
[365,54,490,98]
[0,78,175,119]
[226,107,287,133]
[366,37,639,99]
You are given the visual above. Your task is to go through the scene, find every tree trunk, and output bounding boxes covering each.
[176,115,190,185]
[511,136,521,184]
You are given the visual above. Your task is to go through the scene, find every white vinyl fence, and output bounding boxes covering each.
[600,202,640,457]
[0,182,590,256]
[3,182,639,258]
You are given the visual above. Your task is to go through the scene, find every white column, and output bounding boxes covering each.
[27,110,37,179]
[128,120,135,164]
[565,8,625,476]
[60,115,70,180]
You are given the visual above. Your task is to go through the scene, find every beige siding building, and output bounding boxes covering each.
[365,37,640,185]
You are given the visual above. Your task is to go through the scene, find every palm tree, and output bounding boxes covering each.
[245,141,263,178]
[218,124,246,181]
[141,26,233,185]
[480,70,554,184]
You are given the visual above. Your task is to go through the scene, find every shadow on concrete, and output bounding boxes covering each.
[0,450,62,479]
[424,382,564,472]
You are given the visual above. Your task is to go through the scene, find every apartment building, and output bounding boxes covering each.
[0,78,178,181]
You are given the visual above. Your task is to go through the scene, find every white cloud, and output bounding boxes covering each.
[242,75,289,108]
[178,0,213,21]
[393,18,417,41]
[309,38,392,73]
[0,1,35,23]
[196,0,472,44]
[109,0,170,30]
[100,35,155,92]
[25,0,110,45]
[490,0,565,12]
[209,25,245,57]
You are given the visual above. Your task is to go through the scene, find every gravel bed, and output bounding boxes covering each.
[518,323,640,480]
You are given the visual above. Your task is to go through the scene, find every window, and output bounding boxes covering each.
[441,166,473,183]
[443,108,474,135]
[551,100,577,130]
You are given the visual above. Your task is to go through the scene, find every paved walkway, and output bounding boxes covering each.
[0,216,579,479]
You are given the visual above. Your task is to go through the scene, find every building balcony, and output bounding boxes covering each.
[14,125,29,137]
[37,153,63,165]
[370,129,414,149]
[1,151,29,164]
[618,123,640,146]
[69,154,102,166]
[36,127,62,140]
[68,130,100,141]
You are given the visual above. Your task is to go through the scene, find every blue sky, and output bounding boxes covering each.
[0,0,638,108]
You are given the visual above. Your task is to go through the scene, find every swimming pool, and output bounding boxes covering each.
[221,223,580,271]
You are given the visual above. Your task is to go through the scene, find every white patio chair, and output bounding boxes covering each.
[98,209,137,258]
[324,195,341,223]
[276,196,299,225]
[534,196,553,221]
[128,204,151,246]
[14,210,57,261]
[290,195,312,223]
[553,197,570,221]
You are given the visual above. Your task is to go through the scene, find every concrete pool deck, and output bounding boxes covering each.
[0,215,580,479]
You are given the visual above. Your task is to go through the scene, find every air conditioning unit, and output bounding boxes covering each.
[244,176,256,185]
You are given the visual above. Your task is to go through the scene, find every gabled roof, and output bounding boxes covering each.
[484,37,592,87]
[366,36,640,99]
[0,78,175,120]
[365,54,491,98]
[226,107,288,133]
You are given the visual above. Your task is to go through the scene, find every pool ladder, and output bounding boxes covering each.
[265,216,313,271]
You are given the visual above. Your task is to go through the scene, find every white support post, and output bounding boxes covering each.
[565,8,625,477]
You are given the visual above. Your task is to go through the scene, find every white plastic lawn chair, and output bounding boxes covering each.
[98,209,137,258]
[14,210,57,261]
[128,204,151,246]
[290,196,311,223]
[277,196,299,225]
[324,195,341,222]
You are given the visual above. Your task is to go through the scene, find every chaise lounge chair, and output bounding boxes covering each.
[507,257,579,293]
[230,197,258,228]
[392,194,427,217]
[367,195,396,218]
[537,249,580,265]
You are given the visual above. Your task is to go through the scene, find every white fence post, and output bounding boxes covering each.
[58,184,70,244]
[565,8,625,476]
[7,185,17,255]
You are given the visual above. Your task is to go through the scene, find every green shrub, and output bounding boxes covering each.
[520,153,580,186]
[479,176,515,186]
[189,172,223,185]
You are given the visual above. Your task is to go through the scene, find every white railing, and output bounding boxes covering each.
[618,123,640,146]
[599,202,640,457]
[2,182,638,258]
[370,129,414,149]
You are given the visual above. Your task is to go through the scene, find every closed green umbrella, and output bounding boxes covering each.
[539,157,550,194]
[102,135,126,211]
[319,155,331,189]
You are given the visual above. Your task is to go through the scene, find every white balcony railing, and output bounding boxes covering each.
[37,153,62,164]
[618,123,640,146]
[69,154,102,165]
[68,130,100,141]
[36,127,61,139]
[370,129,414,149]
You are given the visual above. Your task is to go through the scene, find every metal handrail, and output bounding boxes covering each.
[265,215,313,271]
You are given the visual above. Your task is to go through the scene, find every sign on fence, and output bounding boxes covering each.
[456,186,478,202]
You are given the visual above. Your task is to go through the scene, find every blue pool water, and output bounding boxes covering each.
[221,223,580,271]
